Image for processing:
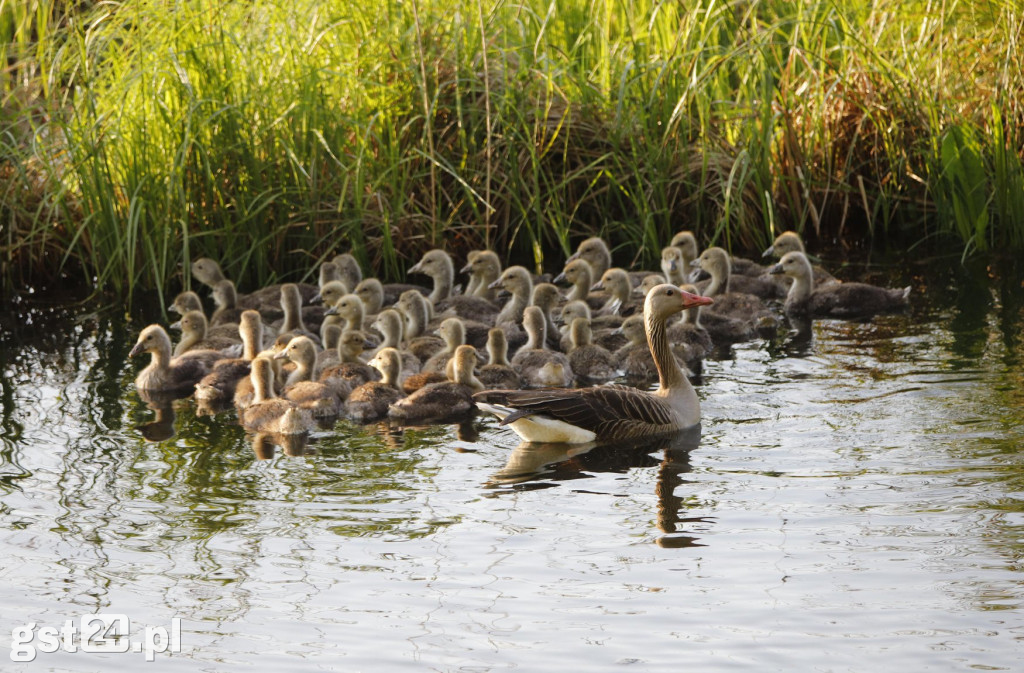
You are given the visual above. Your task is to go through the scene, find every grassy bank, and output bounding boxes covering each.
[2,0,1022,299]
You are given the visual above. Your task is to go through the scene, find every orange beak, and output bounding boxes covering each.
[679,289,713,309]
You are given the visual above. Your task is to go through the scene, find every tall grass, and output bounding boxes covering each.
[1,0,1022,300]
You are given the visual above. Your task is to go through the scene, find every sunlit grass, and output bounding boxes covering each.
[1,0,1021,299]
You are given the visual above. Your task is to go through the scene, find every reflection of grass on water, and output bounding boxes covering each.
[1,0,1022,298]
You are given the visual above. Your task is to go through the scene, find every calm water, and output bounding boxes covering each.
[2,255,1023,671]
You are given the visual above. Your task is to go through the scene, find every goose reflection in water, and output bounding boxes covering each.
[251,431,314,459]
[134,388,192,442]
[485,427,705,547]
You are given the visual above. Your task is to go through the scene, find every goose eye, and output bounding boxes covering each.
[666,289,674,296]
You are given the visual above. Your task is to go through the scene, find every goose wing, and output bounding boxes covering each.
[474,385,676,439]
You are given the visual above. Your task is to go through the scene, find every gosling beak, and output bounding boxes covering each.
[460,262,473,274]
[408,261,423,275]
[272,350,289,360]
[169,320,182,330]
[310,292,322,305]
[168,304,181,314]
[591,281,605,292]
[362,338,376,349]
[768,263,784,275]
[128,342,144,358]
[679,290,713,309]
[567,251,580,263]
[324,306,338,316]
[668,260,678,273]
[552,271,567,285]
[687,269,703,283]
[762,245,775,258]
[487,278,503,290]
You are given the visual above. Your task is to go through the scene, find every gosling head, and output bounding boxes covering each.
[531,283,561,312]
[670,231,699,263]
[169,291,203,315]
[274,335,317,367]
[367,347,401,385]
[768,251,813,279]
[170,310,208,339]
[763,231,805,258]
[408,249,453,279]
[129,325,173,358]
[190,258,226,287]
[569,237,612,277]
[489,265,532,297]
[354,278,384,314]
[461,250,501,281]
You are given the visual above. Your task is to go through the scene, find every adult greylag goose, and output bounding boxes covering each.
[762,231,840,287]
[461,250,502,302]
[566,318,618,383]
[769,251,910,317]
[552,258,604,310]
[477,328,523,390]
[692,247,780,339]
[240,357,314,435]
[318,330,380,389]
[170,310,242,357]
[195,309,263,404]
[273,336,345,417]
[510,306,574,388]
[388,345,483,423]
[345,347,404,423]
[474,285,714,443]
[408,249,499,322]
[130,324,221,393]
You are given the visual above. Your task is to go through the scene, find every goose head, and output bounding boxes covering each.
[331,253,362,293]
[644,284,714,325]
[316,280,349,309]
[354,278,384,315]
[768,250,813,280]
[274,335,318,376]
[437,317,466,352]
[321,323,342,351]
[190,257,227,288]
[661,246,686,285]
[489,265,533,299]
[637,274,664,297]
[170,309,208,341]
[239,310,263,360]
[249,357,276,404]
[568,237,612,278]
[522,305,547,350]
[339,330,373,361]
[619,315,646,346]
[553,258,593,296]
[569,317,594,350]
[763,231,805,258]
[451,344,484,390]
[169,291,203,315]
[367,347,401,386]
[691,247,731,296]
[485,327,510,366]
[396,290,430,338]
[318,261,342,290]
[670,231,699,266]
[462,250,501,289]
[559,300,591,336]
[212,279,238,311]
[372,309,405,348]
[325,293,365,330]
[592,268,631,303]
[531,283,561,313]
[129,324,174,360]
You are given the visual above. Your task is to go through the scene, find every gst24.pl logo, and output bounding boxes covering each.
[11,614,181,662]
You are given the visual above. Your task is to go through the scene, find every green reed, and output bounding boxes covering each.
[1,0,1022,300]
